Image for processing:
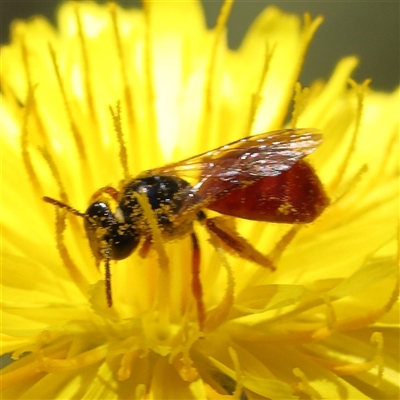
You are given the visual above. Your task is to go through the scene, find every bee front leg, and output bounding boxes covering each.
[103,248,113,307]
[138,238,152,258]
[90,186,120,202]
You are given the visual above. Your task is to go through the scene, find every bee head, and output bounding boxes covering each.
[84,201,140,261]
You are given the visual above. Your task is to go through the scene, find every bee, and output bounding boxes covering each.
[44,128,329,323]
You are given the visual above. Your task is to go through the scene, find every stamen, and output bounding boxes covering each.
[323,294,338,331]
[228,347,244,399]
[37,344,108,373]
[376,127,398,180]
[54,209,90,299]
[20,39,50,144]
[6,332,79,383]
[171,344,199,382]
[290,82,310,128]
[371,332,384,386]
[207,361,236,394]
[200,0,234,148]
[2,353,53,388]
[333,332,385,384]
[133,192,168,270]
[38,146,68,203]
[109,101,130,181]
[204,234,235,330]
[268,225,301,265]
[330,78,371,190]
[20,39,33,93]
[133,191,170,328]
[11,345,35,361]
[20,85,43,198]
[108,3,137,139]
[329,155,397,221]
[39,147,90,297]
[330,164,368,205]
[169,327,201,374]
[245,42,275,136]
[301,13,324,48]
[48,44,88,167]
[73,3,98,125]
[141,0,159,151]
[271,13,323,129]
[382,275,399,314]
[117,349,139,381]
[135,384,146,399]
[293,367,321,400]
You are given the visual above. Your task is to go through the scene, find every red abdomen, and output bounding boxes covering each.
[207,160,329,223]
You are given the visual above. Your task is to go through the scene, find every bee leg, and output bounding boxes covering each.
[139,238,152,258]
[191,232,205,331]
[203,217,276,271]
[90,186,120,202]
[104,248,113,307]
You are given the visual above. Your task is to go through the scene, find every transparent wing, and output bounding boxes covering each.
[145,128,321,179]
[142,128,323,220]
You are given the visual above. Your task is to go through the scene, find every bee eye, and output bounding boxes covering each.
[84,201,139,261]
[85,202,113,225]
[86,201,113,223]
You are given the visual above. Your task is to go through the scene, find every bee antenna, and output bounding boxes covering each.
[43,196,86,218]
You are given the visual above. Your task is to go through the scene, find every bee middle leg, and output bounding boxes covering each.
[190,232,205,331]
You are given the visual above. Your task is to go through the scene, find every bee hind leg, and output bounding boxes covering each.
[203,217,276,271]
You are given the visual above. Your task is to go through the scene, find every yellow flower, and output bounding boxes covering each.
[1,1,398,399]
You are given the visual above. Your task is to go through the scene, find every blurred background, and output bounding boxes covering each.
[1,0,399,91]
